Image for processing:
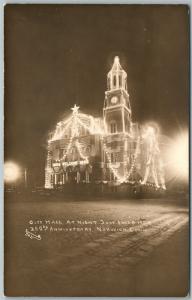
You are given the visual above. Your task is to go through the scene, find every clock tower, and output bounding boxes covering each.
[103,56,132,134]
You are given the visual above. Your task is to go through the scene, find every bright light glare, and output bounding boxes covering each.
[146,126,155,135]
[166,132,188,180]
[4,162,21,183]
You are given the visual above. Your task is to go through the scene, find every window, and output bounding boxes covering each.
[59,149,64,159]
[110,122,117,134]
[111,153,117,163]
[119,75,122,87]
[86,146,91,155]
[113,76,116,88]
[70,147,76,154]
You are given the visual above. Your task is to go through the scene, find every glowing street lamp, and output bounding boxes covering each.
[4,162,21,183]
[165,131,188,181]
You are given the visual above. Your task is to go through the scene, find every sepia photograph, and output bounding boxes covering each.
[4,4,189,297]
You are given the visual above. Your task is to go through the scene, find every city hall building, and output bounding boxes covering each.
[45,57,166,192]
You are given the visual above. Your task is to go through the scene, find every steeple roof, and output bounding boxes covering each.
[108,56,127,78]
[111,56,123,71]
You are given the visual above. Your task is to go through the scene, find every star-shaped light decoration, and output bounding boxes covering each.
[71,104,80,115]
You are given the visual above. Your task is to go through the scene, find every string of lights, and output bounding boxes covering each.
[124,137,140,181]
[48,104,166,189]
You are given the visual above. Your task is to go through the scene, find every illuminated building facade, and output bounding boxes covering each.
[45,57,166,191]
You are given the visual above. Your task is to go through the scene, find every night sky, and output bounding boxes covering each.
[4,5,189,186]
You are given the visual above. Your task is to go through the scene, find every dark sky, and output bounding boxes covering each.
[4,4,189,186]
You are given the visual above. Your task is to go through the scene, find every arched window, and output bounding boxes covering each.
[113,76,116,88]
[110,122,117,134]
[119,75,122,88]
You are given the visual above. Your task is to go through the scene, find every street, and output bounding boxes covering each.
[4,194,189,296]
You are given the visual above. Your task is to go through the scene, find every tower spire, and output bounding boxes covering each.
[107,56,127,91]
